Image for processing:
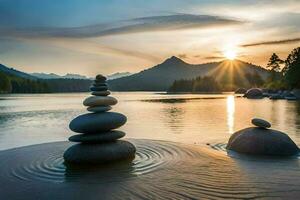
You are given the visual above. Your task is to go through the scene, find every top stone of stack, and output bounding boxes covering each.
[95,74,107,82]
[251,118,271,129]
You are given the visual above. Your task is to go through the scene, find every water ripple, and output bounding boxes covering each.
[8,140,197,183]
[1,139,300,199]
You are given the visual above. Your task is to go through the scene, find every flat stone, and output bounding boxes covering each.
[63,140,136,164]
[83,96,117,107]
[69,112,127,133]
[87,106,112,113]
[91,91,111,96]
[93,83,108,87]
[69,131,125,143]
[227,127,299,156]
[94,79,106,84]
[95,74,107,82]
[252,118,271,128]
[90,86,108,91]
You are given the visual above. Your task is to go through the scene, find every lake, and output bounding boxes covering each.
[1,92,300,199]
[1,92,300,150]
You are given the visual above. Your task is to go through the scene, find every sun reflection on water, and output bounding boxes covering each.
[227,95,235,134]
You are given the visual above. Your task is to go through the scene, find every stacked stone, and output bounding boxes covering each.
[226,118,299,156]
[64,74,136,164]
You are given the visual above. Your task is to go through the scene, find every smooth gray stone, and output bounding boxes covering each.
[69,131,125,143]
[90,86,108,91]
[93,83,108,87]
[226,127,299,156]
[69,112,127,133]
[95,74,107,82]
[91,91,111,96]
[87,106,112,113]
[83,96,117,107]
[94,79,106,84]
[244,88,263,99]
[63,140,136,164]
[252,118,271,128]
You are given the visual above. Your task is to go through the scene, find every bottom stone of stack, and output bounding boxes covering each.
[63,140,136,164]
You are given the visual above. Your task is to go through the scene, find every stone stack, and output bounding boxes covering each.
[226,118,299,156]
[64,74,136,164]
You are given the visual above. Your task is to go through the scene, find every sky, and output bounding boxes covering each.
[0,0,299,76]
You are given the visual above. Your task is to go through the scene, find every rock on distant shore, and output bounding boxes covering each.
[244,88,263,99]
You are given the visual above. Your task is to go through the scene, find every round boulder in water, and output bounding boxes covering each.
[87,106,112,113]
[63,140,136,164]
[69,112,127,133]
[83,96,117,107]
[244,88,263,99]
[227,127,299,156]
[251,118,271,129]
[69,131,125,143]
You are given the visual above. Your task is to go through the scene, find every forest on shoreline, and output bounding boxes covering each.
[168,47,300,93]
[0,72,92,93]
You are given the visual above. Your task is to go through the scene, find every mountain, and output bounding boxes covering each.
[0,64,37,80]
[31,72,90,79]
[108,56,270,91]
[0,63,92,93]
[32,72,132,80]
[107,72,132,80]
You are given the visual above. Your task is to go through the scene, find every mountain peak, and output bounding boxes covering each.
[162,56,185,65]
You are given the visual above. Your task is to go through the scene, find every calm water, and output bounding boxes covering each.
[0,92,300,150]
[1,92,300,199]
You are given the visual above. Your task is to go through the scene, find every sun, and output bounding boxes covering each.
[224,49,237,60]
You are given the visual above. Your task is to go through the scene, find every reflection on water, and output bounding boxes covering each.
[0,92,300,150]
[226,95,235,134]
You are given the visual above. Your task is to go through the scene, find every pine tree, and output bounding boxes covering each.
[284,47,300,89]
[266,53,283,82]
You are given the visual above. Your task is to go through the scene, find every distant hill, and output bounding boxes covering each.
[108,56,270,91]
[31,72,91,80]
[107,72,132,80]
[0,64,37,80]
[0,64,48,93]
[0,63,92,93]
[32,72,132,80]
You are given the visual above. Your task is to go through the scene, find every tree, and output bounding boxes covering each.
[266,53,283,82]
[193,76,220,92]
[284,47,300,89]
[267,53,283,72]
[0,72,11,93]
[245,72,264,87]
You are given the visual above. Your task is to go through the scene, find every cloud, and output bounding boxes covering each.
[241,37,300,47]
[177,54,188,59]
[21,38,160,62]
[203,56,224,59]
[0,14,244,39]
